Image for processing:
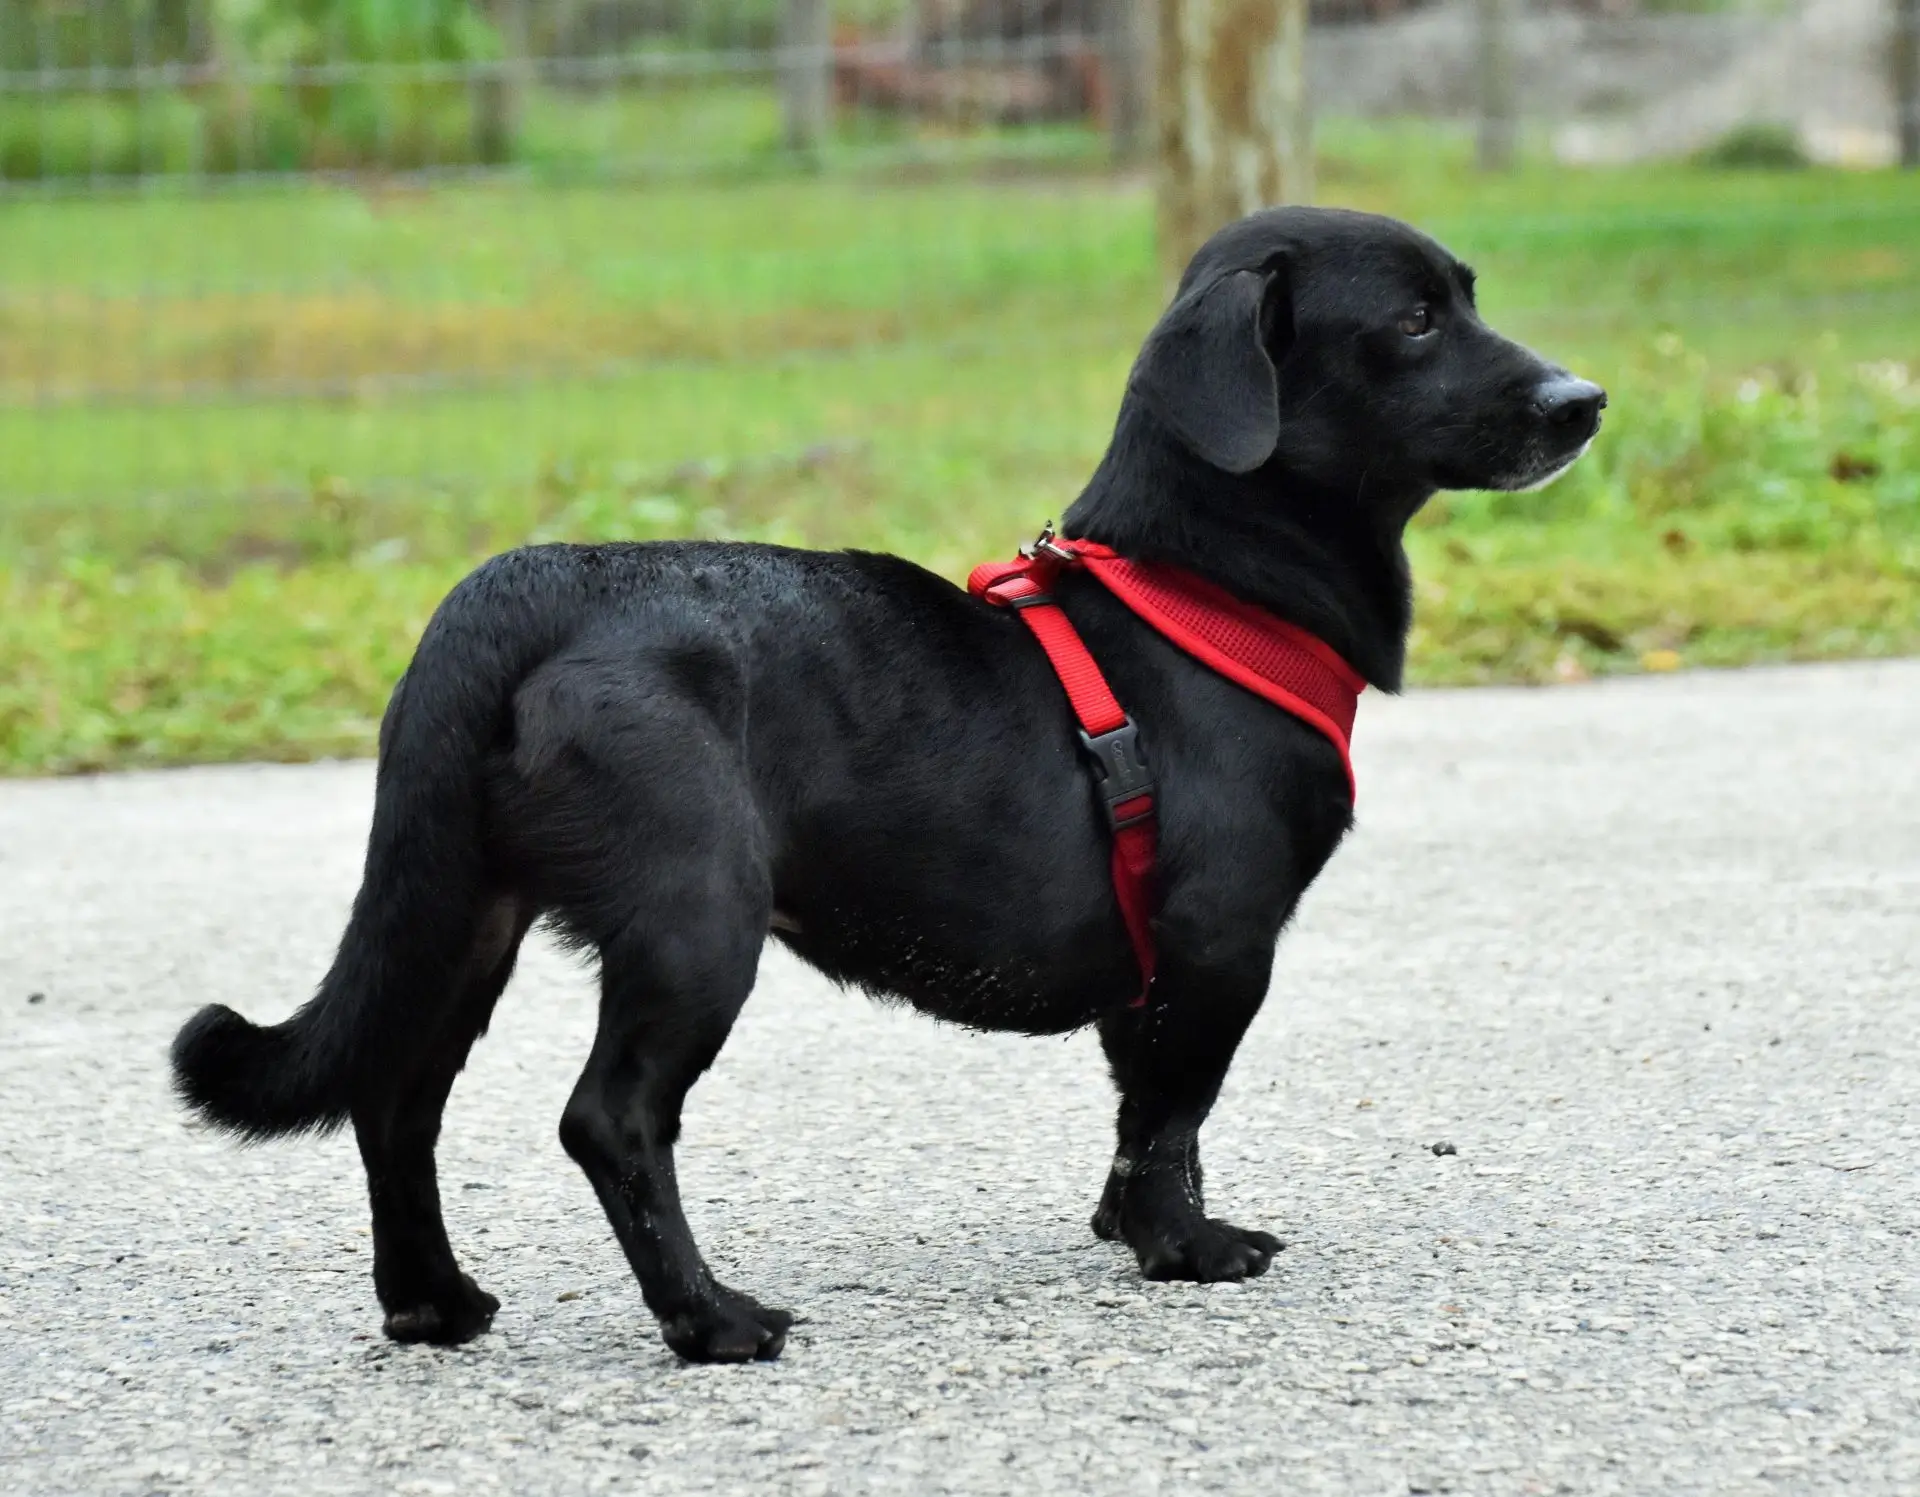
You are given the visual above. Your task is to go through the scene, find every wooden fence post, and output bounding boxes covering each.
[1475,0,1517,171]
[1897,0,1920,168]
[781,0,834,156]
[1107,0,1155,161]
[474,0,530,166]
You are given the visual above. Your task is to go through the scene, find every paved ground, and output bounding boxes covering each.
[2,659,1916,1496]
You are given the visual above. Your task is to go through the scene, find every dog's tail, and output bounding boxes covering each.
[170,549,576,1140]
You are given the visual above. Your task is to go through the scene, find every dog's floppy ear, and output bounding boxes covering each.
[1127,263,1290,475]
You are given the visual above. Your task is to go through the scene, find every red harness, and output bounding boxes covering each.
[968,528,1365,1005]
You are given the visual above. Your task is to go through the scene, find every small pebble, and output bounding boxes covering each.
[1431,1141,1457,1157]
[556,1290,583,1302]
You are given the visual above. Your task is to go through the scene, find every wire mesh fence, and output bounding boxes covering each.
[2,0,1916,511]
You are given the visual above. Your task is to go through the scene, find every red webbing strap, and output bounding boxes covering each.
[1105,811,1157,1007]
[968,557,1158,1006]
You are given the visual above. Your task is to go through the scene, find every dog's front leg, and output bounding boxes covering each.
[1089,977,1280,1282]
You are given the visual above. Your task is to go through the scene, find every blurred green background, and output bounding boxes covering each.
[2,0,1917,772]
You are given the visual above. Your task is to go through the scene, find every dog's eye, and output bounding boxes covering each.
[1399,306,1433,338]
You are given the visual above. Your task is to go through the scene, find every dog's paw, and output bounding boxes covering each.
[382,1273,500,1345]
[659,1287,792,1364]
[1132,1219,1282,1284]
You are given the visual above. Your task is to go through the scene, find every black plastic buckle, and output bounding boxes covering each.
[1078,719,1155,830]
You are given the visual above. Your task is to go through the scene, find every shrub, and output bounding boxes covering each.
[1693,122,1809,171]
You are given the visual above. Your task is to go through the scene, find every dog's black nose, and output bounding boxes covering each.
[1533,376,1607,436]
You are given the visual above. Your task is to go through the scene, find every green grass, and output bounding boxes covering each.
[3,119,1919,773]
[0,76,1110,184]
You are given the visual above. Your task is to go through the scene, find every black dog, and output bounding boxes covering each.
[172,207,1603,1364]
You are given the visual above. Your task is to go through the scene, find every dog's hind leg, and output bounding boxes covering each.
[356,894,533,1345]
[510,645,784,1360]
[556,902,779,1366]
[559,884,786,1364]
[1088,970,1282,1283]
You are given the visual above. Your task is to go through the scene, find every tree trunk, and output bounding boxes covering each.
[1155,0,1312,282]
[1897,0,1920,169]
[781,0,834,156]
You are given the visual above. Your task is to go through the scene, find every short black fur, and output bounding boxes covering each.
[170,207,1604,1363]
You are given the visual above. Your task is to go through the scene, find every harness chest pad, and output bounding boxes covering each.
[968,532,1364,1005]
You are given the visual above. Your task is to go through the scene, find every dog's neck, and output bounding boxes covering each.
[1063,411,1424,692]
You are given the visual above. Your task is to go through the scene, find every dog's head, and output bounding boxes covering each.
[1125,207,1604,501]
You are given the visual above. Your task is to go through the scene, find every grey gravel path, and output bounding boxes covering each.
[3,660,1917,1497]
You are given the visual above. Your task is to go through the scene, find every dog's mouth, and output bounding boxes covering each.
[1485,432,1598,493]
[1439,399,1604,493]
